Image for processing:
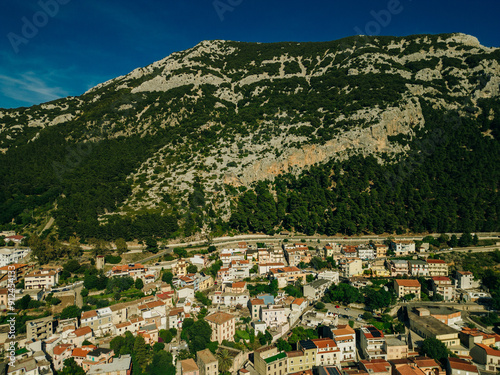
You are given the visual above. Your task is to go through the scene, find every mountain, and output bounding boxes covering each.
[0,33,499,241]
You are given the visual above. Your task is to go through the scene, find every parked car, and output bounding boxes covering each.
[335,305,340,308]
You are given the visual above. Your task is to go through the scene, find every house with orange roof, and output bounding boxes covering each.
[258,262,286,276]
[269,266,306,288]
[53,344,74,370]
[471,343,500,371]
[360,359,391,375]
[312,337,342,367]
[81,347,114,372]
[412,357,442,375]
[331,325,356,362]
[180,358,200,375]
[225,281,247,293]
[394,364,426,375]
[71,345,96,367]
[24,268,60,290]
[0,263,30,280]
[456,271,479,290]
[460,327,500,349]
[447,357,478,375]
[432,276,455,301]
[360,326,387,360]
[291,298,308,314]
[111,263,148,279]
[138,323,159,345]
[394,279,421,300]
[66,326,93,347]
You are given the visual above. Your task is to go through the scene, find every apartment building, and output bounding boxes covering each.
[25,269,60,290]
[255,345,287,375]
[261,305,290,329]
[432,276,455,301]
[197,349,218,375]
[394,279,421,300]
[426,259,448,276]
[27,316,53,341]
[408,260,429,277]
[331,325,356,362]
[456,271,478,289]
[374,244,388,258]
[303,279,331,300]
[270,266,306,288]
[205,312,235,344]
[357,245,375,260]
[360,326,387,360]
[390,241,416,256]
[387,260,409,277]
[339,258,362,278]
[81,307,114,335]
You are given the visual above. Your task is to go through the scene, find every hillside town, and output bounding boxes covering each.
[1,232,500,375]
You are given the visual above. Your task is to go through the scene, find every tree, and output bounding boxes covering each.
[162,271,173,284]
[115,238,128,254]
[135,278,144,290]
[315,302,325,310]
[217,349,234,373]
[186,264,198,274]
[15,294,32,310]
[448,235,458,247]
[159,329,173,343]
[306,274,315,283]
[64,259,81,273]
[458,232,473,247]
[148,351,176,375]
[207,245,217,253]
[89,238,110,256]
[276,338,292,352]
[153,342,165,352]
[364,288,395,311]
[145,237,158,253]
[472,234,479,245]
[181,318,212,353]
[195,292,212,306]
[59,358,85,375]
[60,305,81,319]
[421,338,449,362]
[134,335,149,371]
[174,248,188,258]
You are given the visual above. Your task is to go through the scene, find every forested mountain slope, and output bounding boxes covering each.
[0,33,499,239]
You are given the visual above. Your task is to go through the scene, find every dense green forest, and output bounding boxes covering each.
[230,99,500,235]
[0,34,499,241]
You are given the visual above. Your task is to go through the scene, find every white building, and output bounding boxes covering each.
[210,290,250,307]
[331,325,356,362]
[260,305,290,329]
[357,245,375,260]
[390,241,416,256]
[0,247,30,267]
[360,326,387,360]
[317,270,339,284]
[258,262,285,276]
[303,279,331,300]
[25,269,60,290]
[456,271,479,289]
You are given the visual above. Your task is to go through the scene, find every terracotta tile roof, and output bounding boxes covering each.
[395,279,421,287]
[448,357,478,372]
[205,312,234,325]
[81,310,97,319]
[115,322,131,329]
[475,343,500,357]
[232,281,246,288]
[168,308,184,316]
[312,338,337,349]
[292,298,305,305]
[413,357,441,368]
[72,346,96,358]
[457,271,473,275]
[72,326,92,337]
[426,259,446,264]
[250,298,265,305]
[0,263,27,270]
[432,276,451,282]
[361,359,391,373]
[53,344,72,355]
[396,364,426,375]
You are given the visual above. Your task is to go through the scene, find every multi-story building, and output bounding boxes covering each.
[303,279,331,300]
[383,336,408,360]
[87,355,132,375]
[374,244,388,258]
[408,260,429,277]
[368,260,390,277]
[209,290,250,307]
[259,263,285,276]
[360,326,387,360]
[357,245,375,260]
[456,271,478,289]
[317,271,339,284]
[394,279,421,300]
[447,357,479,375]
[426,259,448,276]
[27,316,53,341]
[0,263,30,280]
[229,259,252,279]
[296,340,318,371]
[197,349,218,375]
[312,338,341,367]
[339,258,362,278]
[324,243,342,258]
[205,312,235,344]
[81,308,114,336]
[408,309,460,347]
[111,263,148,280]
[255,345,287,375]
[25,269,60,290]
[284,248,302,267]
[390,241,416,256]
[53,344,74,371]
[269,266,306,288]
[220,252,245,268]
[248,298,265,320]
[331,325,356,362]
[387,260,409,277]
[0,247,30,267]
[260,305,290,329]
[342,246,358,258]
[432,276,455,301]
[470,343,500,372]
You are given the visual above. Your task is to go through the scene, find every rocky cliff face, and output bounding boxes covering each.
[0,33,499,228]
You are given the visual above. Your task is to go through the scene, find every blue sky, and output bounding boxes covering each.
[0,0,499,109]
